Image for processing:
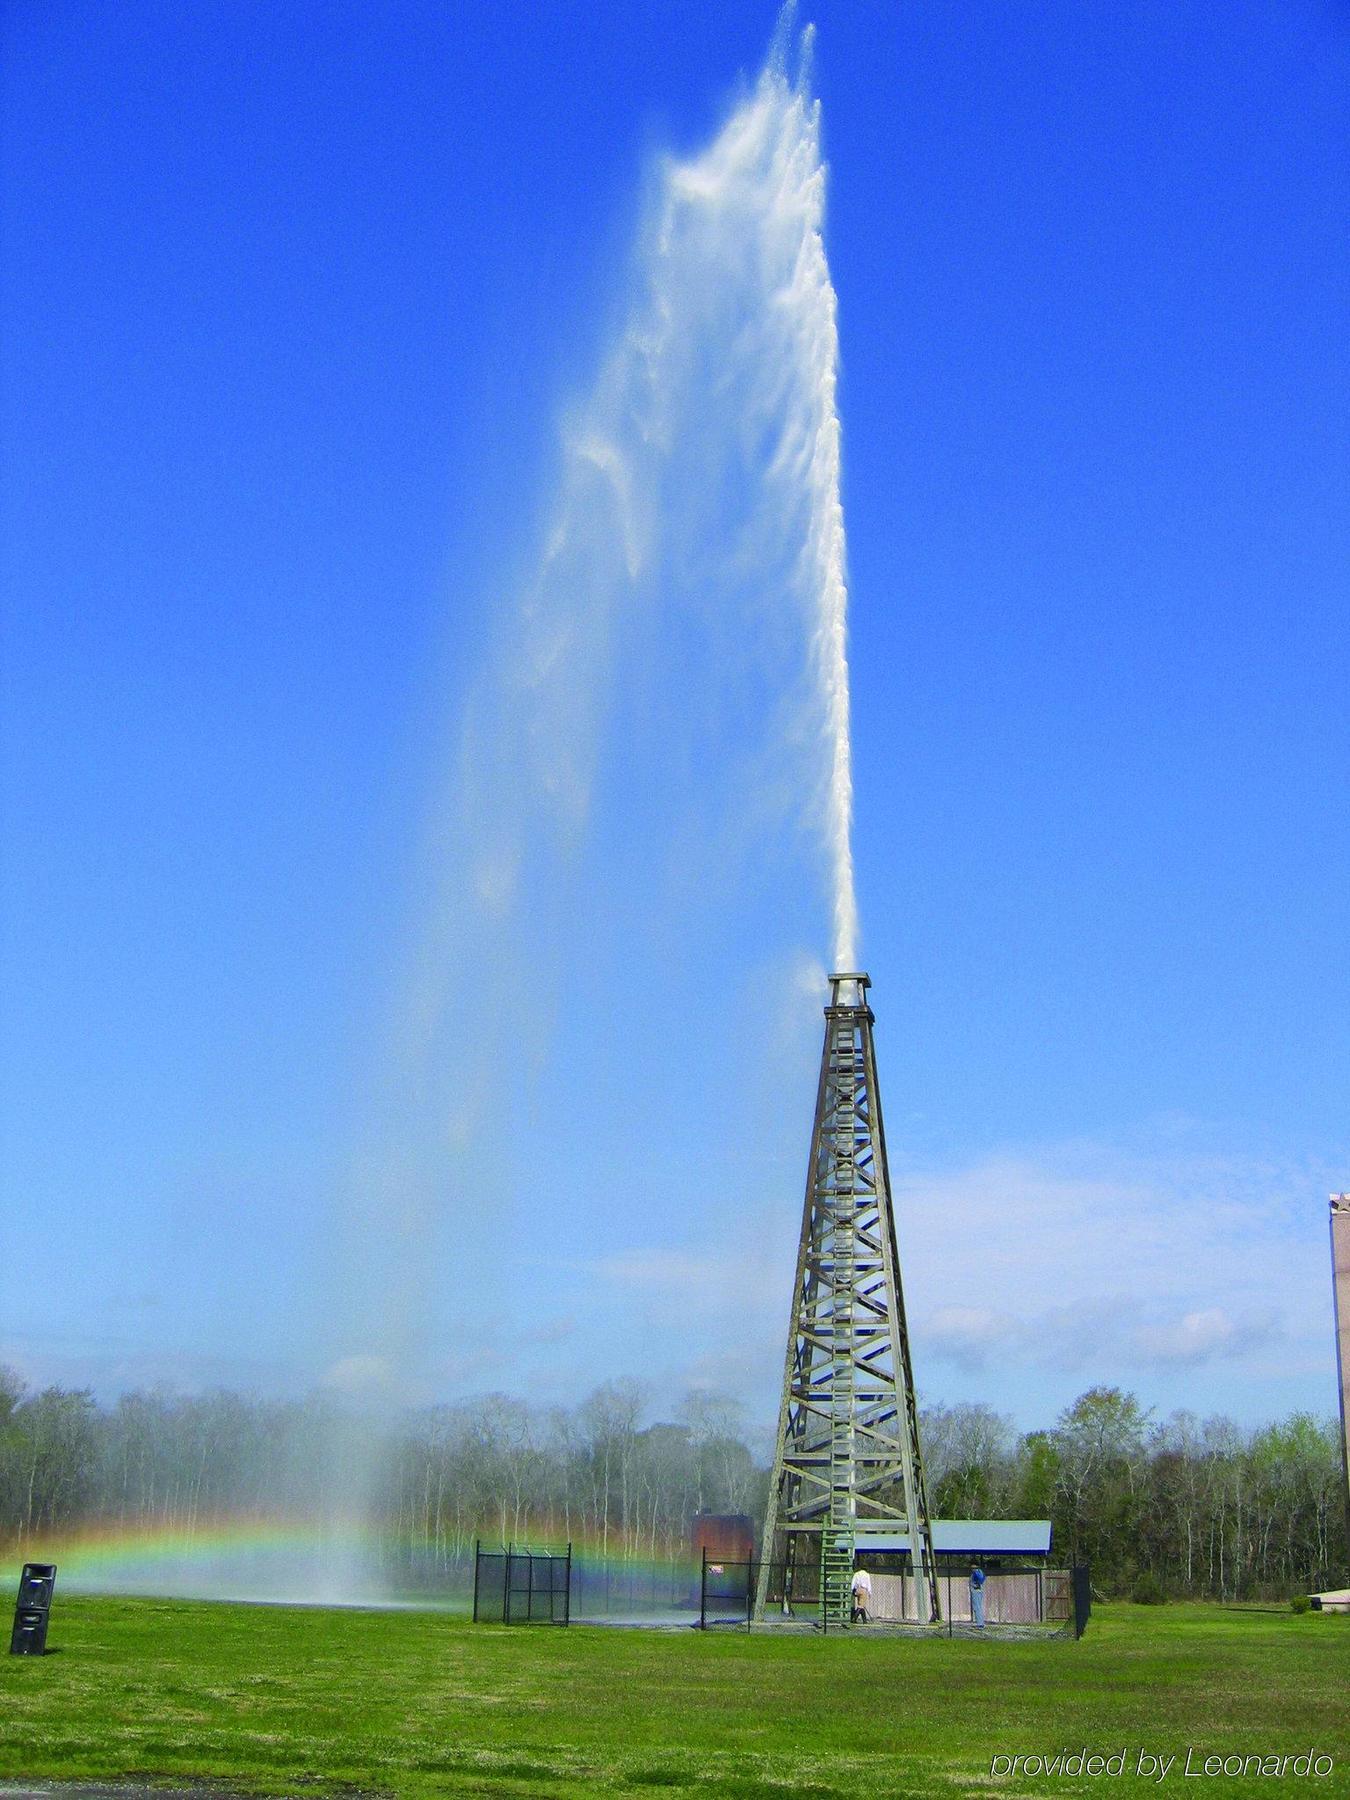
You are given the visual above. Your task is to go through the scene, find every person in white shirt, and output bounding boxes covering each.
[850,1565,872,1623]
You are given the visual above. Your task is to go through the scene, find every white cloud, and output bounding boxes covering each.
[581,1132,1343,1422]
[322,1354,395,1397]
[924,1305,1022,1371]
[1133,1307,1277,1367]
[590,1245,786,1328]
[896,1139,1335,1386]
[0,1332,301,1400]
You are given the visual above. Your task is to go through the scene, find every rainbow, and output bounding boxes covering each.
[4,1513,394,1604]
[2,1514,701,1610]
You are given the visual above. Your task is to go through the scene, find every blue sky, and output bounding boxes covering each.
[2,0,1347,1434]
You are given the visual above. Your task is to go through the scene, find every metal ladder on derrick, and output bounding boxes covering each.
[823,1011,857,1627]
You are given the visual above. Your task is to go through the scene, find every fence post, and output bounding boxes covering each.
[700,1547,707,1630]
[472,1538,480,1623]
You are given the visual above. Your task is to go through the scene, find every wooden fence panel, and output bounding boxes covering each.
[868,1569,1054,1624]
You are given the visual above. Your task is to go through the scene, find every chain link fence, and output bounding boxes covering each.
[472,1541,571,1624]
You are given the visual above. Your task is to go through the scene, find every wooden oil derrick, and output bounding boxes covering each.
[754,974,940,1627]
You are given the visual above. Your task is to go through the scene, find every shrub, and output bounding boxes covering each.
[1130,1571,1167,1605]
[1289,1594,1311,1614]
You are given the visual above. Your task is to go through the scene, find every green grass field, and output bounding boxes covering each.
[0,1598,1346,1798]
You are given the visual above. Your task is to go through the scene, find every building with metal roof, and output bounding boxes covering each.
[852,1519,1053,1558]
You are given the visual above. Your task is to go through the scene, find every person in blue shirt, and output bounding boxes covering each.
[969,1564,987,1627]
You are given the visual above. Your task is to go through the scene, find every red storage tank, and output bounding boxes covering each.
[690,1512,755,1564]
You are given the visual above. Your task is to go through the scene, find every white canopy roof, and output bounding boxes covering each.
[850,1519,1052,1556]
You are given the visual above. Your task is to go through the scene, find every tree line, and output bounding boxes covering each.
[920,1387,1346,1600]
[1,1366,1344,1599]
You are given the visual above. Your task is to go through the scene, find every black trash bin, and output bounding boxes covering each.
[10,1563,56,1656]
[1071,1564,1092,1640]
